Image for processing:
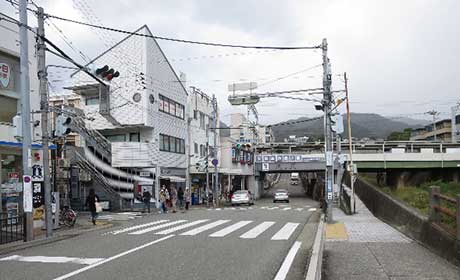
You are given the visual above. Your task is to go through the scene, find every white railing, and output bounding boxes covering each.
[0,122,16,142]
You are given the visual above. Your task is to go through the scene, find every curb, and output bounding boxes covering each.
[0,223,113,256]
[305,214,325,280]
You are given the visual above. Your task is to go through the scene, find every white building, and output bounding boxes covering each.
[230,113,273,144]
[67,25,188,206]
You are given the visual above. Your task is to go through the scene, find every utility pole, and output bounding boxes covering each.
[37,7,53,237]
[19,0,33,242]
[344,72,356,213]
[322,38,333,222]
[205,141,209,207]
[212,95,219,207]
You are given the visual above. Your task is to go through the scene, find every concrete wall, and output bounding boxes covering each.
[349,175,460,266]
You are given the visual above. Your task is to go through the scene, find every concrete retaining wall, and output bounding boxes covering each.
[346,174,460,266]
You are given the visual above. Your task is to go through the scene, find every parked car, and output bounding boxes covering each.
[273,189,289,203]
[231,190,254,206]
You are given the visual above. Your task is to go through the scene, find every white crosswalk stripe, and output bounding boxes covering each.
[180,220,230,236]
[308,208,317,212]
[155,220,209,235]
[112,220,169,235]
[282,207,292,211]
[240,222,275,239]
[295,208,303,211]
[271,223,299,240]
[209,221,253,237]
[128,220,187,235]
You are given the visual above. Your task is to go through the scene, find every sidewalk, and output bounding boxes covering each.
[322,197,460,280]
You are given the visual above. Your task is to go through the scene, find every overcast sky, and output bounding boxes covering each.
[2,0,460,125]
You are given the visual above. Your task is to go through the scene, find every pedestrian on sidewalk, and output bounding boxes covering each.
[177,187,184,211]
[159,185,169,213]
[142,189,152,213]
[170,186,178,213]
[85,188,100,225]
[185,188,190,210]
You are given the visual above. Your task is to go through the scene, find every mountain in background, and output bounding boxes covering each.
[270,113,422,141]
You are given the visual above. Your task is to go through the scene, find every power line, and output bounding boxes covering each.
[258,64,323,88]
[267,116,323,128]
[44,13,321,50]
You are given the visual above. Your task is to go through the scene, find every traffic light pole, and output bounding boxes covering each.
[322,38,334,222]
[37,7,53,238]
[19,0,33,242]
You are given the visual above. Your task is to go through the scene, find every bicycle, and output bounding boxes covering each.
[60,206,77,227]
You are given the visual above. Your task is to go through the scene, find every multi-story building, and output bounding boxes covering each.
[0,13,47,224]
[410,115,460,142]
[187,87,219,204]
[230,113,273,144]
[65,25,188,208]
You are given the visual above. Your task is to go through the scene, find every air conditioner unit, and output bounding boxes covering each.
[57,158,70,168]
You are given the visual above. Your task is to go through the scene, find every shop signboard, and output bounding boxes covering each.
[23,175,32,213]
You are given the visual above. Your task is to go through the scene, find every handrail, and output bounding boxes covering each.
[429,186,460,240]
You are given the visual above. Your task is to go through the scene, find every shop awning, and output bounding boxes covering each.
[159,175,186,182]
[0,141,57,149]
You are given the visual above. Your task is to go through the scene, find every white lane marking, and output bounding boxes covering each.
[128,220,187,235]
[180,220,230,236]
[215,208,222,211]
[155,220,209,235]
[239,222,276,239]
[273,241,302,280]
[295,208,303,211]
[52,235,174,280]
[282,207,292,211]
[209,221,253,237]
[268,207,279,210]
[260,206,268,209]
[0,255,104,265]
[111,220,169,235]
[308,208,317,212]
[271,223,300,240]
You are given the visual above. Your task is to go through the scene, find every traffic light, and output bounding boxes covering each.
[55,114,72,137]
[95,65,120,81]
[236,143,241,149]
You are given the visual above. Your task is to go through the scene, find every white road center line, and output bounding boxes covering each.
[155,219,209,235]
[209,221,253,237]
[128,220,187,235]
[0,255,104,265]
[239,222,275,239]
[271,223,299,240]
[180,220,230,236]
[52,235,174,280]
[111,220,169,235]
[282,207,292,211]
[273,241,302,280]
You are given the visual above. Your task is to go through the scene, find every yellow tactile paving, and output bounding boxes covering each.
[325,223,348,240]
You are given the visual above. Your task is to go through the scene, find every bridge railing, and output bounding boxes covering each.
[429,186,460,240]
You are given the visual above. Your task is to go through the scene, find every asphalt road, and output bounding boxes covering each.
[0,181,319,280]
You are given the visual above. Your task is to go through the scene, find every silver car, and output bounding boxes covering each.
[273,189,289,203]
[231,190,254,206]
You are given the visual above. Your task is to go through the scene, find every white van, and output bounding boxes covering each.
[290,172,299,185]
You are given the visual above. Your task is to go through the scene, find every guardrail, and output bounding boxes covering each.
[429,186,460,240]
[0,213,24,245]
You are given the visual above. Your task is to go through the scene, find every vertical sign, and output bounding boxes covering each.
[23,175,32,212]
[262,163,269,171]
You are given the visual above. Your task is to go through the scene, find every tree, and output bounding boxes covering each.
[387,128,412,141]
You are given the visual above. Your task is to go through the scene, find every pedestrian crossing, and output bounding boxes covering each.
[108,219,301,241]
[206,205,317,212]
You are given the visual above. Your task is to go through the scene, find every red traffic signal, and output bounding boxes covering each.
[95,65,119,81]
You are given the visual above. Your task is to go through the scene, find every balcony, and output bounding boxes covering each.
[0,122,16,142]
[111,142,155,167]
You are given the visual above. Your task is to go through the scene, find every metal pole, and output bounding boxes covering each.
[19,0,33,241]
[345,72,356,213]
[212,95,219,207]
[452,106,458,143]
[322,38,333,222]
[205,142,209,207]
[37,7,53,238]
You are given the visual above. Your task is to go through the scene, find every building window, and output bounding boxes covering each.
[0,95,17,123]
[159,94,184,120]
[200,112,205,129]
[159,134,185,154]
[129,132,140,142]
[200,144,205,157]
[106,134,126,142]
[194,142,198,154]
[85,96,99,105]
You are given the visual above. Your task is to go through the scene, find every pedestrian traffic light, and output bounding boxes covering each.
[55,114,72,137]
[236,143,241,149]
[95,65,120,81]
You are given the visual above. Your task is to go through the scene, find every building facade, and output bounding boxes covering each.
[410,115,460,142]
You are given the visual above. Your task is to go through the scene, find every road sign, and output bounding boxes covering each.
[212,159,218,166]
[332,115,344,134]
[262,162,269,171]
[139,171,150,177]
[23,175,32,213]
[228,82,258,92]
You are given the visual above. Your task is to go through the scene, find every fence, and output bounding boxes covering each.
[0,213,24,245]
[429,186,460,240]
